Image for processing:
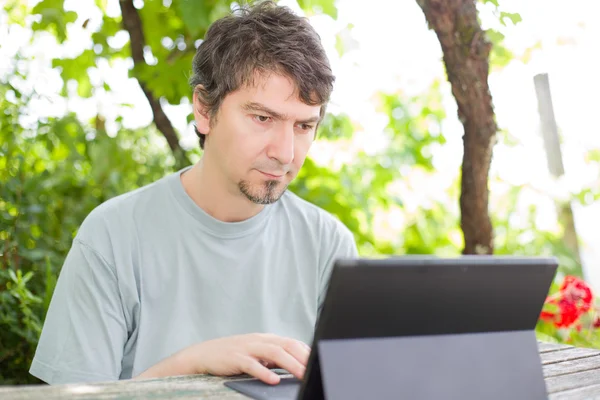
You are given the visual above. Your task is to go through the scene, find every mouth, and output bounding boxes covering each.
[258,171,285,179]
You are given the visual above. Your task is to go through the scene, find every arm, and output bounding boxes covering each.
[134,347,196,379]
[34,238,310,385]
[134,333,311,385]
[30,239,128,384]
[318,221,359,311]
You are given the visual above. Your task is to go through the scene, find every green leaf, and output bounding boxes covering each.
[297,0,338,19]
[91,16,127,58]
[335,34,344,57]
[176,0,211,36]
[8,269,18,283]
[334,24,357,57]
[52,49,97,97]
[485,29,505,45]
[490,42,515,69]
[43,257,58,313]
[480,0,499,6]
[21,249,48,262]
[586,149,600,163]
[5,0,29,26]
[95,0,108,12]
[317,113,354,141]
[22,271,34,284]
[139,0,186,52]
[31,0,77,42]
[500,12,522,26]
[485,29,514,69]
[77,75,93,98]
[137,52,194,104]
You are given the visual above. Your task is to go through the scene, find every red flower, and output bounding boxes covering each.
[594,317,600,328]
[560,276,593,313]
[540,311,555,322]
[555,299,581,328]
[540,276,595,329]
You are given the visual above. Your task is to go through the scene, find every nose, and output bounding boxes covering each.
[267,124,295,165]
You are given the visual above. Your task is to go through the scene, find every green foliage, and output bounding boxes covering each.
[52,49,97,98]
[316,112,354,141]
[334,23,356,57]
[477,0,521,69]
[574,149,600,206]
[4,0,29,26]
[0,68,175,384]
[31,0,77,43]
[499,11,522,26]
[378,83,447,172]
[176,0,232,37]
[177,0,213,36]
[296,0,337,19]
[90,15,129,59]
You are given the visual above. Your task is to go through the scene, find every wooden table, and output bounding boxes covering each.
[2,342,600,399]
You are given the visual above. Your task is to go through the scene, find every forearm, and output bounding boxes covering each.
[134,344,204,380]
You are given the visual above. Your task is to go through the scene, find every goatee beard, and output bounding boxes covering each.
[239,180,286,205]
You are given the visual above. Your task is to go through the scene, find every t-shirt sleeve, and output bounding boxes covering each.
[29,238,127,384]
[317,221,359,312]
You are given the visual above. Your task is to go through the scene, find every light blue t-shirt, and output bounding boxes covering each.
[30,167,358,384]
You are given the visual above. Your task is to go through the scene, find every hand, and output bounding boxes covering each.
[191,333,311,385]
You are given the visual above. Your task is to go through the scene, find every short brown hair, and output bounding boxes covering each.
[189,0,335,149]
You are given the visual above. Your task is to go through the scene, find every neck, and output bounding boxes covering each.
[180,158,265,223]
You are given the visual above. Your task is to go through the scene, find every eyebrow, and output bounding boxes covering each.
[241,101,321,124]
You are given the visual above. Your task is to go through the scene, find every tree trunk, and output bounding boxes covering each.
[119,0,190,168]
[534,73,582,274]
[416,0,497,255]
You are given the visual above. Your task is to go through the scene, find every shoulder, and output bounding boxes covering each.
[74,172,174,256]
[278,191,356,246]
[83,173,171,227]
[278,193,358,295]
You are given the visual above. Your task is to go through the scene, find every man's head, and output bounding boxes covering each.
[189,0,334,205]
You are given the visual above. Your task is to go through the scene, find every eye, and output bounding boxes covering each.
[254,115,271,123]
[297,123,314,132]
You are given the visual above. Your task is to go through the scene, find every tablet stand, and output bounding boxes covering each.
[315,330,548,400]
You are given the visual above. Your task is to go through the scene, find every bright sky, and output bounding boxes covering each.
[2,0,599,288]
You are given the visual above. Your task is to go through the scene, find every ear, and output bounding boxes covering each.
[193,85,211,135]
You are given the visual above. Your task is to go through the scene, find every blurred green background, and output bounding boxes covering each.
[2,0,600,385]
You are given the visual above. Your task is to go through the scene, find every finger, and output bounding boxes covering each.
[278,338,311,367]
[255,335,311,370]
[240,356,280,385]
[261,360,277,369]
[251,343,306,380]
[254,334,311,366]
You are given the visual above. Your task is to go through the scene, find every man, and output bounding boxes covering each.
[30,0,358,387]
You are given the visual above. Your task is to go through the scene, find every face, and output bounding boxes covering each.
[194,73,321,204]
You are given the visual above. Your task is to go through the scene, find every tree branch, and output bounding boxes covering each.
[119,0,190,166]
[417,0,497,254]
